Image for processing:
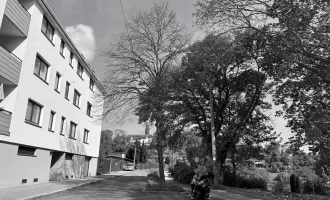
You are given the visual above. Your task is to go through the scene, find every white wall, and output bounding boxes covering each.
[0,1,103,158]
[0,86,17,112]
[0,142,51,189]
[0,0,7,25]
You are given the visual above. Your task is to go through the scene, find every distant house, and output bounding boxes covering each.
[129,135,153,146]
[99,154,133,174]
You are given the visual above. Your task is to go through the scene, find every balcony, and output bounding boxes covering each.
[0,45,22,85]
[0,108,11,136]
[3,0,31,37]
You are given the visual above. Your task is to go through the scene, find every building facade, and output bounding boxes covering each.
[0,0,104,189]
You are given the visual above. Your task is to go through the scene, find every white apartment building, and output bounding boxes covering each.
[0,0,104,189]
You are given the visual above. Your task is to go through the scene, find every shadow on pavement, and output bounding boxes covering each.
[32,174,187,200]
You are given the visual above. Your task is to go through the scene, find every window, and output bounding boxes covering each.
[77,63,83,78]
[60,40,65,56]
[65,153,73,160]
[54,72,61,92]
[34,55,49,82]
[17,146,36,156]
[48,111,55,131]
[65,82,70,99]
[83,129,89,144]
[41,17,54,42]
[89,78,94,91]
[69,122,77,139]
[60,116,66,135]
[25,99,42,125]
[69,52,73,66]
[73,90,81,107]
[86,102,92,117]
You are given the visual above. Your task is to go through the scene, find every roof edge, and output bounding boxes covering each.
[39,0,106,95]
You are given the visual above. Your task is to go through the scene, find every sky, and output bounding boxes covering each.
[46,0,292,141]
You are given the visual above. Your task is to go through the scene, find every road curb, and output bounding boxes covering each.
[21,175,120,200]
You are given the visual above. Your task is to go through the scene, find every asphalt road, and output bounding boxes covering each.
[32,170,261,200]
[32,170,187,200]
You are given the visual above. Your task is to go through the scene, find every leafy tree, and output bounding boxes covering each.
[126,141,148,163]
[97,130,113,173]
[195,0,330,164]
[229,138,265,186]
[140,143,148,163]
[112,135,129,153]
[170,32,275,184]
[102,1,190,187]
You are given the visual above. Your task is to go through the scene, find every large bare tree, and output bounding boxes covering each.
[102,1,190,187]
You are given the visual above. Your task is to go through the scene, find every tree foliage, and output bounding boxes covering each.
[102,1,190,187]
[170,32,275,171]
[195,0,330,175]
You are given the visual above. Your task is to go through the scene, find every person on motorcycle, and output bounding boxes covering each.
[190,165,214,200]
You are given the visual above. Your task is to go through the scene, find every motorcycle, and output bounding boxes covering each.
[190,171,214,200]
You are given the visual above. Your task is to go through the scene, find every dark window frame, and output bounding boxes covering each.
[54,72,61,93]
[17,146,36,157]
[41,16,54,43]
[77,63,83,79]
[86,102,92,117]
[73,89,81,108]
[25,99,43,126]
[69,121,77,139]
[83,129,89,144]
[69,52,74,67]
[65,82,70,100]
[65,153,73,160]
[60,116,66,135]
[34,55,49,83]
[60,40,65,56]
[89,78,94,92]
[48,110,56,131]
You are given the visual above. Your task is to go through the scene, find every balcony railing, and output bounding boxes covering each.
[0,45,22,85]
[0,108,12,136]
[4,0,31,36]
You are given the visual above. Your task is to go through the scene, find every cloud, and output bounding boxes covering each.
[65,24,96,63]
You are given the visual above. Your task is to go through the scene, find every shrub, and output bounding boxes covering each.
[269,167,279,173]
[238,176,268,189]
[290,174,297,193]
[171,162,194,184]
[295,167,317,179]
[223,171,236,187]
[303,177,325,195]
[274,172,290,184]
[147,171,159,180]
[274,180,285,192]
[290,174,302,193]
[223,169,268,189]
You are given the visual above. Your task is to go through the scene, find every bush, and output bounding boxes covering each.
[290,174,302,193]
[147,170,159,180]
[274,172,290,183]
[269,167,279,173]
[274,180,285,192]
[303,177,325,195]
[223,169,269,189]
[223,171,236,187]
[171,162,194,184]
[238,176,268,189]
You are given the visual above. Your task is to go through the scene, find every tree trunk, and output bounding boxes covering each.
[156,120,165,188]
[231,151,237,187]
